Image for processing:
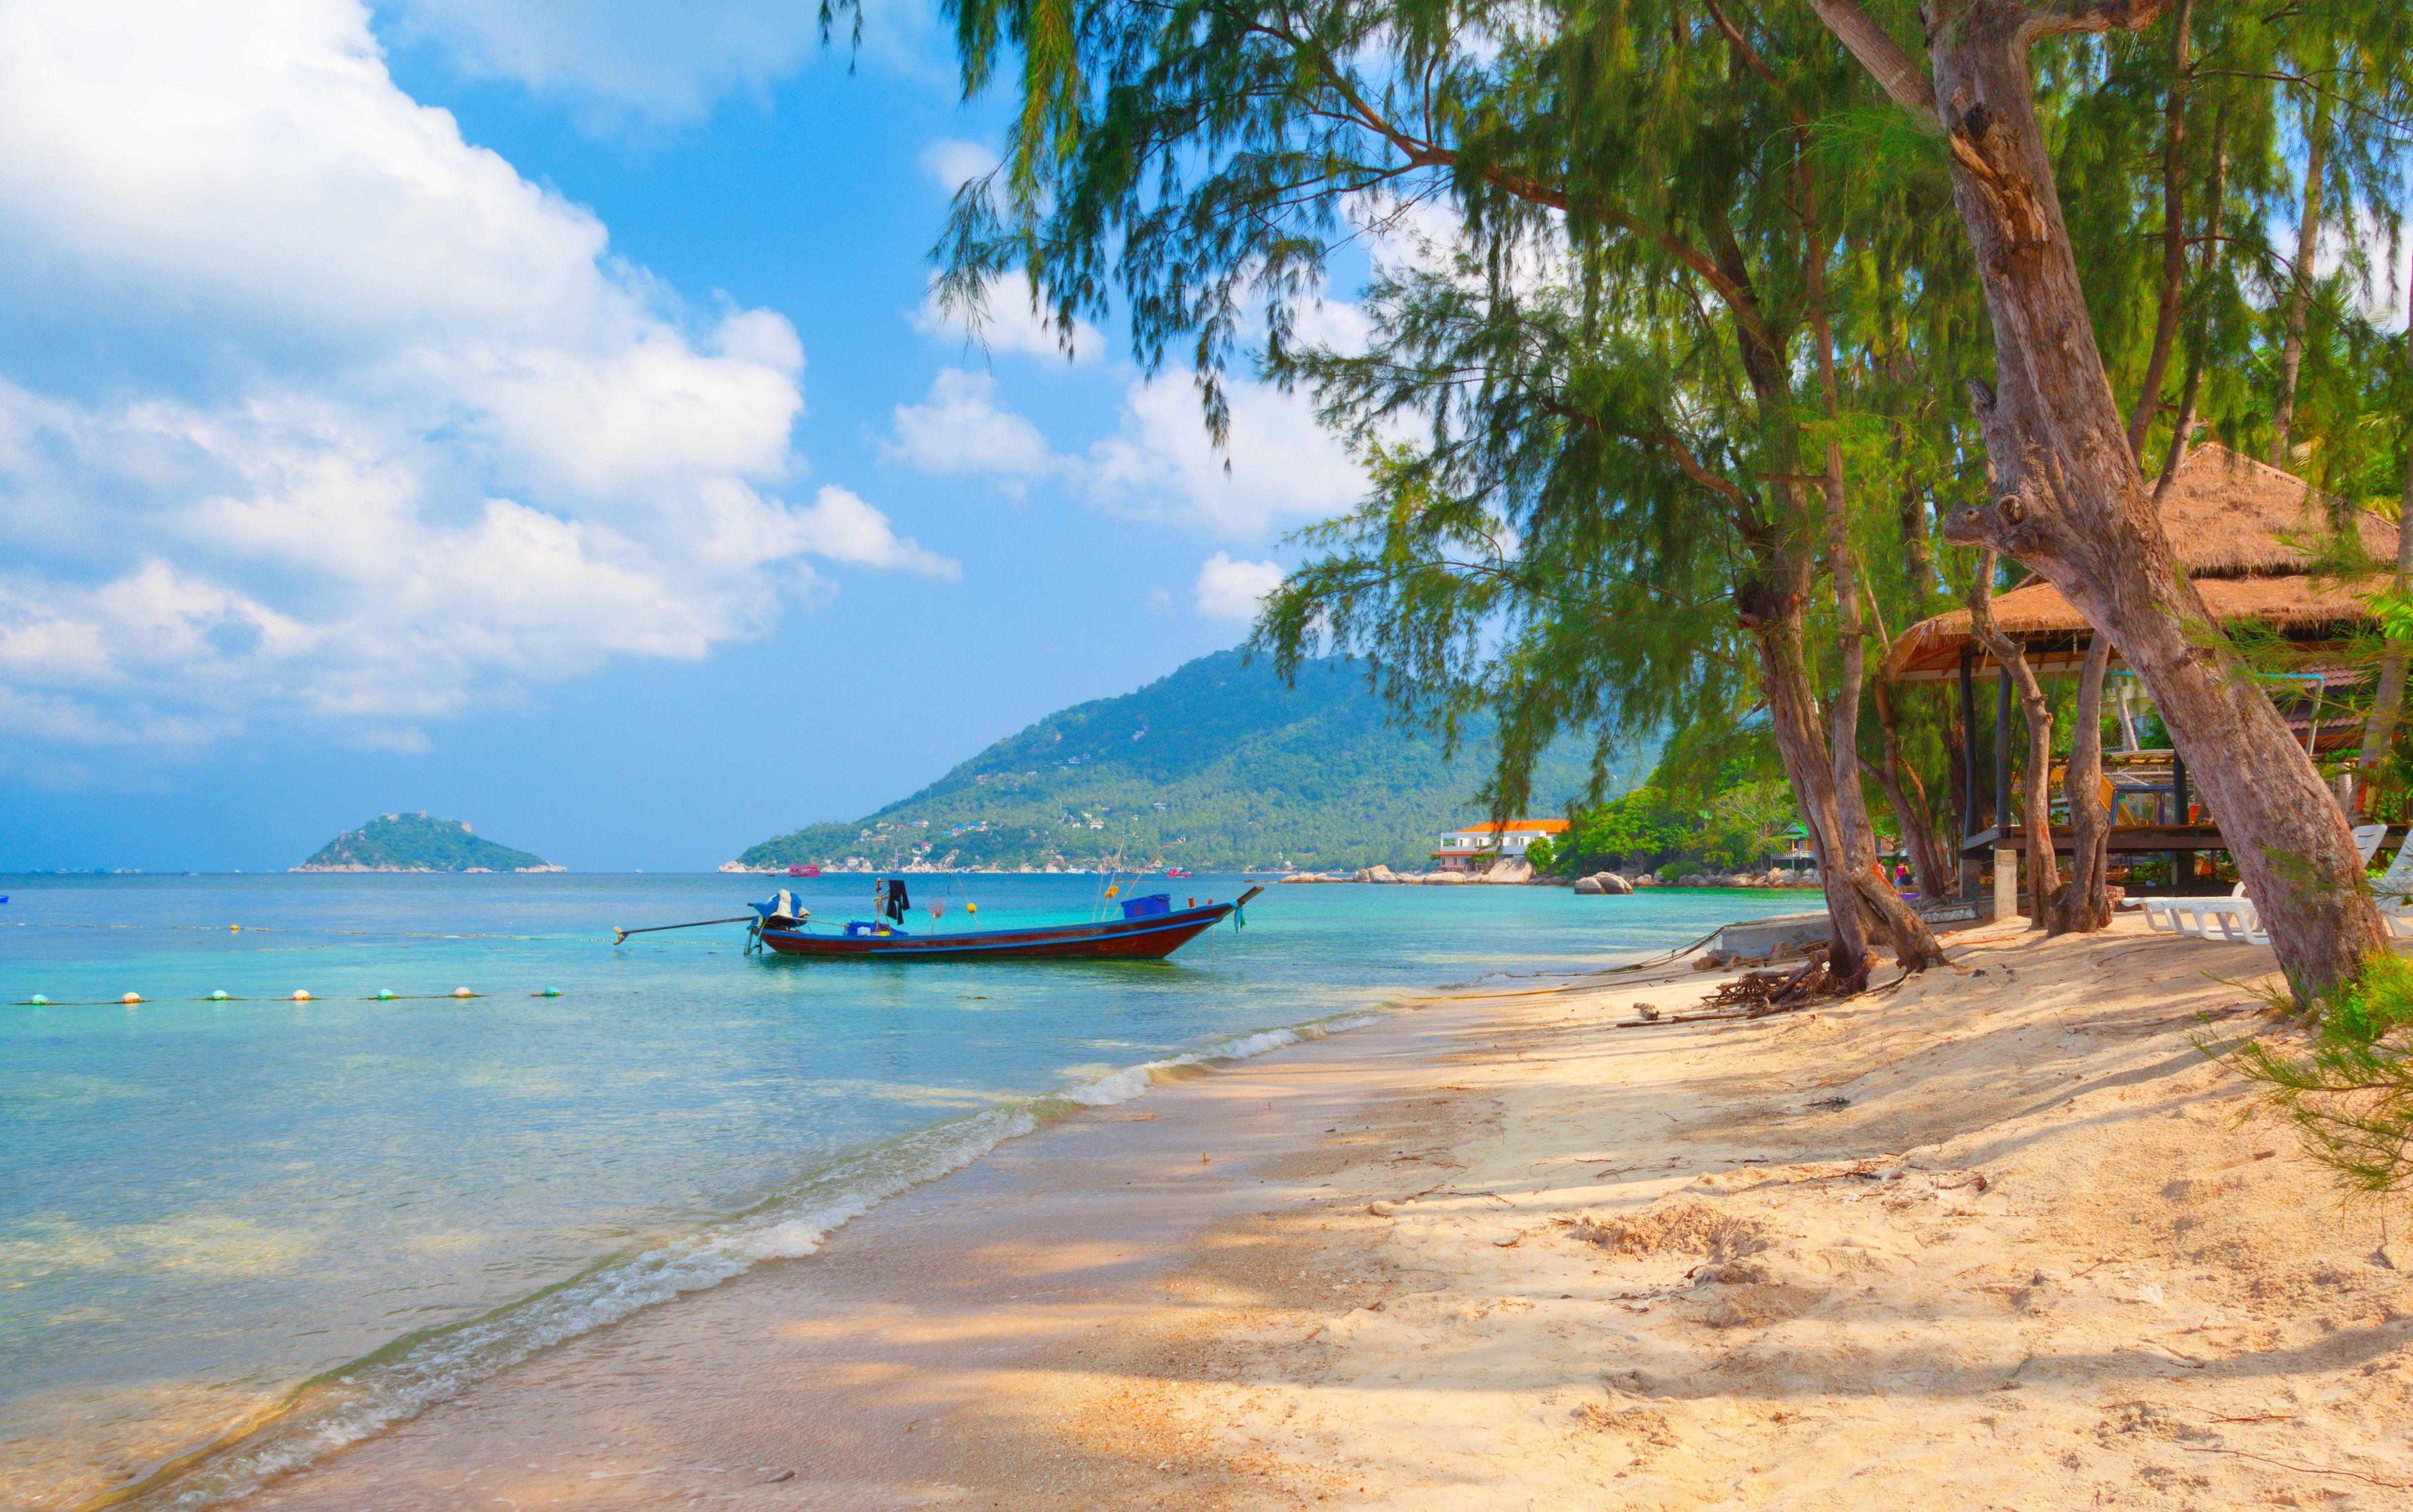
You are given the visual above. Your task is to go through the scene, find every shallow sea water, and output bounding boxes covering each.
[0,871,1788,1507]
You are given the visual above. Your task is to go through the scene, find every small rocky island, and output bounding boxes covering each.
[294,812,561,873]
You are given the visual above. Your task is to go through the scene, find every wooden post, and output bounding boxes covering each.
[1995,665,2016,918]
[2171,750,2190,889]
[1959,645,1979,900]
[1994,666,2012,827]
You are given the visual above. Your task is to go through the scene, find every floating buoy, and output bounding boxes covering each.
[208,990,230,1001]
[229,924,240,932]
[121,992,142,1004]
[28,994,48,1005]
[376,989,396,1000]
[539,987,561,997]
[966,902,977,913]
[451,987,474,998]
[292,989,312,1001]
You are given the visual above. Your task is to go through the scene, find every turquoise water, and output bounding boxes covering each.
[0,872,1778,1508]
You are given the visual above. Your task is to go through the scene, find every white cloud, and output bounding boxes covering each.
[383,0,943,127]
[885,365,1367,538]
[0,0,949,765]
[884,368,1067,484]
[911,270,1100,363]
[919,138,999,193]
[356,725,431,754]
[1192,553,1283,622]
[792,485,958,580]
[1085,374,1367,538]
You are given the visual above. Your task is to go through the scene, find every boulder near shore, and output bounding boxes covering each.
[1573,871,1635,895]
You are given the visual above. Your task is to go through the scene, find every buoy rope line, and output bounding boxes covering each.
[15,988,567,1006]
[0,920,582,940]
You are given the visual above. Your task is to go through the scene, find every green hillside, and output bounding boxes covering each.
[295,812,556,872]
[734,651,1652,872]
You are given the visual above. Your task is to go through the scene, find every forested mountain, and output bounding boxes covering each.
[734,651,1651,872]
[294,813,557,872]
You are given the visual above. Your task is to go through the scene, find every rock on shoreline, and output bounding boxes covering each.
[1280,862,1818,889]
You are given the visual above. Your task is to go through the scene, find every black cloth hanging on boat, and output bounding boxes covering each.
[882,879,910,925]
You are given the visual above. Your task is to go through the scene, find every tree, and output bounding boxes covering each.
[2355,247,2413,795]
[1966,550,2060,922]
[916,0,1955,979]
[1802,0,2395,997]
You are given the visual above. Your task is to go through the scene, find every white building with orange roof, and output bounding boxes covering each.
[1432,818,1569,872]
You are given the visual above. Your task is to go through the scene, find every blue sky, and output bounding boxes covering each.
[0,0,1382,872]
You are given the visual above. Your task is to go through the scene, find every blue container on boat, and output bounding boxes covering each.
[1120,893,1172,920]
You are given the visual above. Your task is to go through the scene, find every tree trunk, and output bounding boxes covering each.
[1810,231,1948,972]
[1806,0,2389,997]
[1868,677,1957,897]
[2271,81,2332,466]
[1753,609,1874,987]
[1967,550,2060,926]
[1887,277,1967,874]
[2125,0,2192,460]
[2055,635,2115,933]
[2155,96,2229,499]
[2357,256,2413,808]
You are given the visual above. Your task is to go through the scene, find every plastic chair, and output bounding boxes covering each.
[2142,824,2389,943]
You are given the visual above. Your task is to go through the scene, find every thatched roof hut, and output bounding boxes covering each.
[1882,445,2391,682]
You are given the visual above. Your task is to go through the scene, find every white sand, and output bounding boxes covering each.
[1104,915,2413,1508]
[170,915,2413,1509]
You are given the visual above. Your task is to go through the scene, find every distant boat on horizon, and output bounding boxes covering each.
[787,863,822,877]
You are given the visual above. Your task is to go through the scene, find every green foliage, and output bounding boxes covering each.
[1550,723,1800,874]
[735,650,1651,872]
[884,0,2413,922]
[1699,781,1804,872]
[1559,786,1686,871]
[1520,835,1556,873]
[2211,951,2413,1200]
[298,814,549,872]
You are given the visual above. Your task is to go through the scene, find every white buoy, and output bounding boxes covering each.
[452,987,474,998]
[292,989,312,1001]
[120,992,142,1004]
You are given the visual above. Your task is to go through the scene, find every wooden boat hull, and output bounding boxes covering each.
[756,897,1246,961]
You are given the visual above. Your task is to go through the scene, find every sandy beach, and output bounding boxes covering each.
[228,914,2413,1510]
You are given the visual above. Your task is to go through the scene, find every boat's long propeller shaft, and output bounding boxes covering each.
[611,916,758,944]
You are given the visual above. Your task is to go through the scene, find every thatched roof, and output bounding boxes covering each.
[1881,445,2393,682]
[1884,575,2382,680]
[2158,443,2394,576]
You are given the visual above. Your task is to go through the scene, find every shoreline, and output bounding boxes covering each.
[226,976,1549,1510]
[54,1000,1418,1512]
[216,916,2413,1510]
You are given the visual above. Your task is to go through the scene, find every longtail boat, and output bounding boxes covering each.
[744,881,1262,961]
